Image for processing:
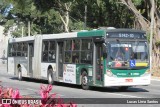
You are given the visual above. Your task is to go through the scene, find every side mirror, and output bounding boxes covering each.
[102,43,107,52]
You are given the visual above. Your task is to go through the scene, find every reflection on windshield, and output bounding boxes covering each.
[108,41,149,68]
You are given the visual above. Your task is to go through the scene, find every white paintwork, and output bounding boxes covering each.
[63,64,76,84]
[33,35,42,78]
[9,36,35,43]
[20,57,28,77]
[32,57,34,73]
[8,57,15,75]
[104,74,151,86]
[42,32,77,40]
[41,63,56,78]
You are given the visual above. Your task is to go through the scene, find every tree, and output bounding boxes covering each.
[119,0,160,72]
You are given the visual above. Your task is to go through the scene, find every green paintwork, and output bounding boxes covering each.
[77,30,105,37]
[76,64,93,85]
[106,68,148,77]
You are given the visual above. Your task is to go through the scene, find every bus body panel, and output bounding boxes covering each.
[76,64,94,85]
[19,57,28,77]
[8,57,15,75]
[63,64,77,84]
[41,63,56,78]
[33,35,42,79]
[42,32,77,40]
[104,73,151,86]
[8,57,35,77]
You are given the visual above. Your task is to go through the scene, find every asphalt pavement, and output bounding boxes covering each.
[0,64,160,107]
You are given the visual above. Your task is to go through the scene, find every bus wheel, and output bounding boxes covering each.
[81,71,90,90]
[48,69,54,85]
[18,67,22,81]
[118,86,129,91]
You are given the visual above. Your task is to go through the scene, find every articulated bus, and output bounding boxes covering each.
[7,28,150,90]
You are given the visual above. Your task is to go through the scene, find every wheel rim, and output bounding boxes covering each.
[48,73,52,83]
[82,76,87,85]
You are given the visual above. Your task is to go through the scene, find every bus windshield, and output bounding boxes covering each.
[107,41,149,69]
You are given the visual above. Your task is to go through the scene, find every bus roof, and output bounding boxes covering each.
[9,36,35,43]
[42,32,77,39]
[8,29,146,43]
[77,30,105,37]
[105,29,146,33]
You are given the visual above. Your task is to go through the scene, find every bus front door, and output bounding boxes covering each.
[28,43,33,77]
[94,43,103,85]
[56,42,64,78]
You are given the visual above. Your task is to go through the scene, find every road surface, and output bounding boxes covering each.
[0,65,160,107]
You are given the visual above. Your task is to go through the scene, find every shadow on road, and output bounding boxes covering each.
[9,77,149,93]
[90,86,149,93]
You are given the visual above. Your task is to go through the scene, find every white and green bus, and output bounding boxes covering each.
[7,28,150,90]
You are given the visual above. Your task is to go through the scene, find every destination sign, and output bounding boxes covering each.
[106,32,146,39]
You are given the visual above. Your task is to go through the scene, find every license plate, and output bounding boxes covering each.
[125,79,133,82]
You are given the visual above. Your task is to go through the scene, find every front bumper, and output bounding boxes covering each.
[104,74,151,86]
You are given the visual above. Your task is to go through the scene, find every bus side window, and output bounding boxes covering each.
[73,40,80,50]
[64,40,72,63]
[72,52,79,63]
[65,52,72,63]
[23,43,28,57]
[9,44,13,56]
[42,41,49,62]
[12,44,17,56]
[48,41,56,62]
[17,43,22,56]
[81,39,92,64]
[72,40,80,63]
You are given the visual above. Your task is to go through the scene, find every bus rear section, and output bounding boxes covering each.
[7,37,35,79]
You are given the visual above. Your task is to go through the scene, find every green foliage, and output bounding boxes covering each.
[70,21,84,31]
[155,41,160,46]
[12,31,21,37]
[132,0,143,6]
[0,0,157,39]
[146,33,150,43]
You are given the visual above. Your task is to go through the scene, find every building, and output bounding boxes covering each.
[0,26,9,63]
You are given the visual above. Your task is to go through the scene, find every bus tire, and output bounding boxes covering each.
[48,69,54,85]
[118,86,129,91]
[18,67,22,81]
[81,71,90,90]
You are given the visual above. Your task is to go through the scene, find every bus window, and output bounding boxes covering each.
[8,44,13,56]
[82,39,92,50]
[72,40,80,63]
[29,43,34,57]
[81,39,92,64]
[73,40,80,50]
[72,51,79,63]
[12,43,17,56]
[48,41,56,62]
[81,51,92,64]
[65,40,72,50]
[23,43,28,57]
[65,52,72,63]
[17,43,22,56]
[42,41,49,62]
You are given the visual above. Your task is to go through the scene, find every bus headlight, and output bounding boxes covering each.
[106,69,113,77]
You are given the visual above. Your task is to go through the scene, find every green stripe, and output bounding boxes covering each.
[77,30,105,37]
[110,68,148,77]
